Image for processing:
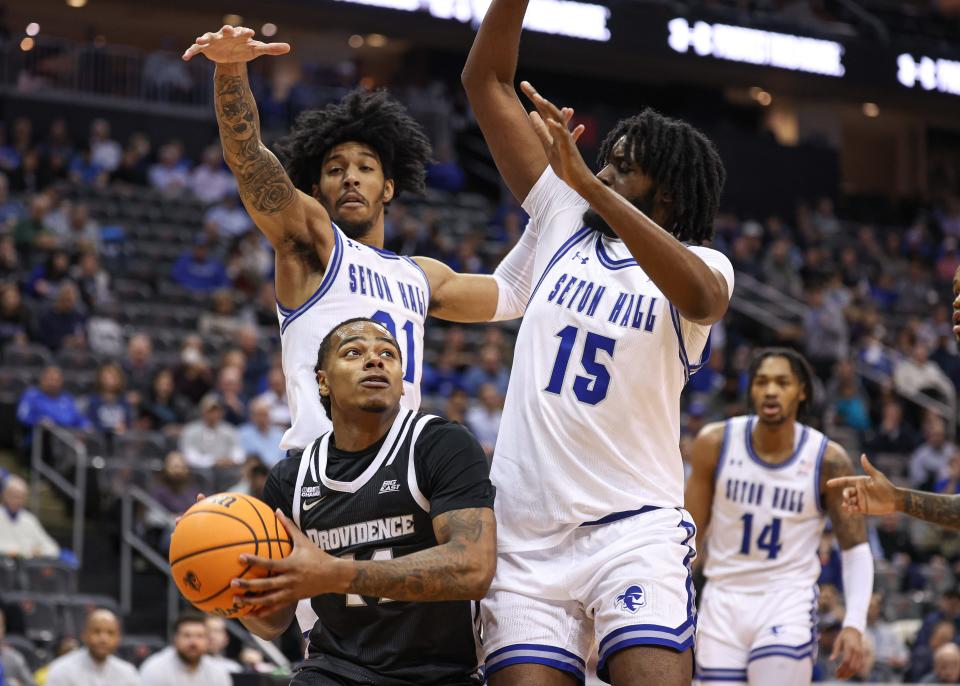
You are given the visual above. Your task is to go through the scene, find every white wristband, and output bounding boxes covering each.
[840,542,874,633]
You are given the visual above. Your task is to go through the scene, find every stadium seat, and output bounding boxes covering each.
[4,634,50,671]
[56,348,104,372]
[20,559,78,594]
[58,594,121,637]
[2,592,60,643]
[117,634,167,667]
[2,343,53,368]
[114,431,169,461]
[0,554,20,591]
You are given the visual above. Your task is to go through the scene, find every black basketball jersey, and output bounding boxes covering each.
[262,408,494,686]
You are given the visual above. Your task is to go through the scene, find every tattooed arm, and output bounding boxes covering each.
[821,442,869,550]
[185,26,334,307]
[348,507,497,600]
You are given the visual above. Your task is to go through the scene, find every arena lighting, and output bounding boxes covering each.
[897,53,960,96]
[223,14,243,26]
[331,0,611,42]
[261,22,278,37]
[20,37,35,51]
[862,102,879,117]
[348,34,364,48]
[366,32,388,47]
[667,17,845,77]
[25,23,40,37]
[65,0,87,7]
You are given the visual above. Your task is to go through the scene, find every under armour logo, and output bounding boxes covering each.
[346,239,362,250]
[572,252,590,264]
[771,625,783,636]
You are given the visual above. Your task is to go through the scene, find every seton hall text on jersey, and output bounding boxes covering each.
[348,263,426,316]
[304,514,416,552]
[546,272,659,332]
[724,478,806,514]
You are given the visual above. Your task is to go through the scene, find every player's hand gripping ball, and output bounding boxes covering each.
[169,493,293,618]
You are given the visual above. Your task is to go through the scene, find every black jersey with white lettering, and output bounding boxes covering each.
[262,409,495,686]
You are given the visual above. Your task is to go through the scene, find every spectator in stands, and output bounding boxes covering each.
[867,398,920,454]
[123,334,156,402]
[237,397,284,466]
[86,363,132,436]
[228,456,270,499]
[0,283,29,348]
[910,414,956,490]
[0,474,59,558]
[422,349,465,399]
[252,281,277,327]
[32,636,80,685]
[171,236,229,293]
[385,216,431,256]
[254,366,290,430]
[198,290,249,339]
[425,143,466,193]
[139,368,190,432]
[203,193,252,239]
[761,237,803,298]
[226,230,272,295]
[26,249,71,300]
[88,119,122,173]
[0,172,24,227]
[111,133,151,186]
[922,642,960,683]
[68,145,107,187]
[149,451,202,516]
[214,365,247,426]
[173,337,213,404]
[203,617,240,674]
[51,203,100,255]
[16,365,89,434]
[139,612,231,686]
[466,383,502,457]
[147,141,190,195]
[189,145,234,205]
[179,394,243,469]
[444,388,470,425]
[827,359,871,434]
[44,608,139,686]
[73,251,111,311]
[0,608,35,686]
[461,345,509,396]
[10,148,51,194]
[33,281,85,351]
[235,326,268,393]
[935,451,960,495]
[0,235,20,282]
[908,590,960,682]
[12,194,56,255]
[803,282,849,380]
[895,341,957,406]
[866,592,908,681]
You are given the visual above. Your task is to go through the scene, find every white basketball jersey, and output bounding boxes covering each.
[704,415,830,591]
[491,168,734,553]
[278,224,428,450]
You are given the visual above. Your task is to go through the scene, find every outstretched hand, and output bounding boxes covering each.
[830,627,864,680]
[230,509,348,612]
[826,454,897,516]
[182,25,290,63]
[519,81,594,194]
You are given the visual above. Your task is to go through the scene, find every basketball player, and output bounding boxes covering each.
[182,26,540,453]
[828,450,960,529]
[685,348,873,684]
[230,317,496,685]
[462,3,731,684]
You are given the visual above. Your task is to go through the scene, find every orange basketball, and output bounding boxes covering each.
[169,492,293,618]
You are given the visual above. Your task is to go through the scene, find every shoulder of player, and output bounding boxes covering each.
[695,421,728,450]
[413,417,483,460]
[689,421,728,472]
[267,453,304,485]
[818,440,854,485]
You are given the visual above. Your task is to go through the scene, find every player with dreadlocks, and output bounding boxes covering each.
[686,348,870,685]
[461,1,733,684]
[181,25,539,671]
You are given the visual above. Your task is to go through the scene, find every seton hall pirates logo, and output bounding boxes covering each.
[615,585,646,614]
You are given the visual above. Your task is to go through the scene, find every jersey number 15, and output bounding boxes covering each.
[545,325,616,405]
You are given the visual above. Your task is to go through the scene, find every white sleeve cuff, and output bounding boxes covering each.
[840,542,874,633]
[491,222,538,321]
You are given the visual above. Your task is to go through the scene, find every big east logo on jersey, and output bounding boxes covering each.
[615,585,647,613]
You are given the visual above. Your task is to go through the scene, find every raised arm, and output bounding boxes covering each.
[185,26,334,307]
[684,422,724,554]
[829,453,960,528]
[461,0,549,202]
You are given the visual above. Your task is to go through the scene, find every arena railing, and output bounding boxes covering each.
[120,486,291,670]
[29,421,88,566]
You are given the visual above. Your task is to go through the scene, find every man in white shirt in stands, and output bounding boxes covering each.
[178,394,244,469]
[139,613,231,686]
[0,475,59,559]
[46,608,140,686]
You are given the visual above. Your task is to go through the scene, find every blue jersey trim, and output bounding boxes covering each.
[597,618,695,676]
[679,514,697,623]
[813,435,829,513]
[714,419,732,484]
[527,226,594,308]
[689,330,713,375]
[486,643,585,664]
[697,675,748,682]
[696,667,748,682]
[484,656,585,682]
[668,304,691,383]
[278,225,344,335]
[595,233,638,270]
[744,417,809,470]
[485,644,585,683]
[748,640,814,658]
[579,505,660,527]
[371,245,401,259]
[402,255,432,312]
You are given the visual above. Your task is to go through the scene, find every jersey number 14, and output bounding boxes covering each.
[739,513,783,560]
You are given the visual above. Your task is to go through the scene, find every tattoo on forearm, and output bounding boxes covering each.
[902,490,960,529]
[822,450,868,547]
[348,509,491,601]
[214,71,295,215]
